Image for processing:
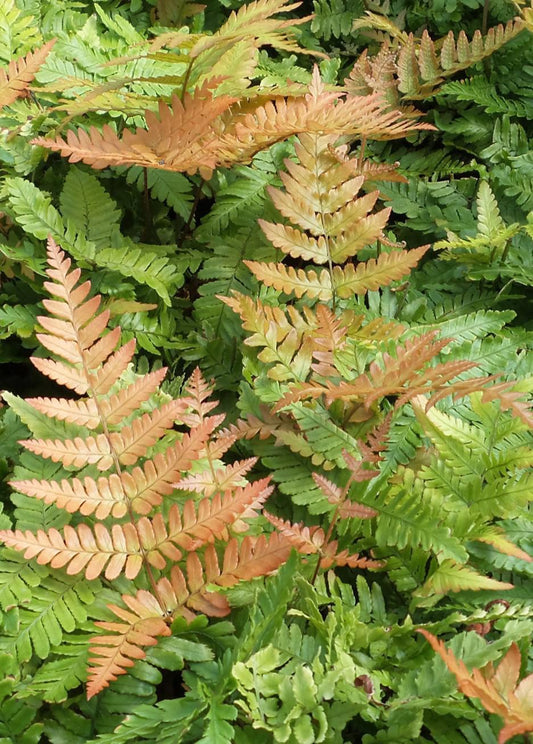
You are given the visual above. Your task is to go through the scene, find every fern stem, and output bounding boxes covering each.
[312,135,336,311]
[178,178,205,243]
[482,0,490,35]
[141,167,154,242]
[181,59,194,102]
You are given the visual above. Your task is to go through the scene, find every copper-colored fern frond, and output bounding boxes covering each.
[418,630,533,744]
[88,532,292,694]
[271,331,477,412]
[240,127,429,305]
[221,292,317,382]
[479,382,533,429]
[32,83,239,179]
[264,513,381,569]
[167,478,274,548]
[310,305,348,378]
[224,67,434,158]
[0,477,274,582]
[1,238,293,702]
[87,590,171,699]
[0,39,56,110]
[33,66,432,176]
[346,18,524,101]
[174,456,258,496]
[190,0,313,58]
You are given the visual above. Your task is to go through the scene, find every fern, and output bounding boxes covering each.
[0,39,55,110]
[348,17,525,101]
[311,0,363,41]
[419,631,533,743]
[0,238,291,698]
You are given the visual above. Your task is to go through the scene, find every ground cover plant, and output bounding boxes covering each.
[0,0,531,742]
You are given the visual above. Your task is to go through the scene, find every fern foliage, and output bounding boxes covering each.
[0,0,532,741]
[0,238,291,699]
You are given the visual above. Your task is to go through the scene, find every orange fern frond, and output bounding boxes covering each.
[330,246,429,297]
[245,261,332,301]
[0,39,56,110]
[480,382,533,429]
[241,126,429,305]
[264,513,380,570]
[175,457,258,496]
[33,84,239,178]
[166,478,274,548]
[179,366,220,424]
[9,475,129,520]
[0,523,148,580]
[225,67,433,157]
[34,66,432,176]
[122,419,219,514]
[418,631,533,744]
[346,18,524,101]
[191,0,313,58]
[272,331,477,411]
[88,590,171,699]
[87,530,292,695]
[2,237,293,702]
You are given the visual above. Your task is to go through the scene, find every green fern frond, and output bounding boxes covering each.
[124,167,194,221]
[442,77,532,117]
[0,554,98,662]
[0,0,41,62]
[311,0,363,41]
[59,168,122,248]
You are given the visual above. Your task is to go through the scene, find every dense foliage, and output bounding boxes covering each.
[0,0,531,742]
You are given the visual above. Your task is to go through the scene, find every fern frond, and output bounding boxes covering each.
[273,331,473,411]
[331,246,429,297]
[416,561,514,601]
[347,18,525,101]
[264,512,381,569]
[175,457,258,496]
[9,475,129,520]
[87,590,171,699]
[245,260,332,300]
[88,532,291,695]
[195,0,312,56]
[33,85,239,178]
[418,632,533,743]
[121,419,219,514]
[0,523,149,580]
[34,68,432,176]
[0,39,55,109]
[221,292,316,381]
[19,433,114,470]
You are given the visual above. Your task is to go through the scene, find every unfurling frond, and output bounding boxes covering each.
[0,39,55,110]
[418,631,533,744]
